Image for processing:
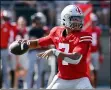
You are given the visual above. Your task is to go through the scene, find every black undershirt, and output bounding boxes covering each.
[29,27,45,38]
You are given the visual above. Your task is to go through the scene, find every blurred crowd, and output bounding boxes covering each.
[0,0,110,89]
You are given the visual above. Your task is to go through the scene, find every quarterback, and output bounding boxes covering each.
[16,5,93,89]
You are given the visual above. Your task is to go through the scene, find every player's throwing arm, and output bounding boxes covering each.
[9,39,82,65]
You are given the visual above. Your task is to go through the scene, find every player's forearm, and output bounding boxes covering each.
[59,52,81,60]
[28,39,40,49]
[52,49,82,64]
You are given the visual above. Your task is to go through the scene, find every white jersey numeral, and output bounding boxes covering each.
[58,43,69,65]
[92,32,97,46]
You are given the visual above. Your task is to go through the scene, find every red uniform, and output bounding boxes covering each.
[0,22,16,48]
[90,26,102,53]
[38,26,92,80]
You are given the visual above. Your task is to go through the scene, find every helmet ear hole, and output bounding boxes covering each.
[63,19,65,25]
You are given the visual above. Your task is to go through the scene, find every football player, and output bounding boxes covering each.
[1,9,16,88]
[17,5,93,89]
[26,12,48,89]
[90,13,104,88]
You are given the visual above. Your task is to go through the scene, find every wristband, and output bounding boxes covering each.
[52,49,61,57]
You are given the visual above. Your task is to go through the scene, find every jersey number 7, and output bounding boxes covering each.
[59,43,69,65]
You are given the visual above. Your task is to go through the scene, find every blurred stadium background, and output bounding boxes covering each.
[0,0,110,89]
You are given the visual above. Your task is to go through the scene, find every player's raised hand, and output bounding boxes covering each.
[37,49,53,60]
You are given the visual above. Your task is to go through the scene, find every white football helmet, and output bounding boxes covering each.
[61,5,84,30]
[1,10,12,18]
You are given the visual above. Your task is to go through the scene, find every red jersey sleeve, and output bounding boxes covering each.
[73,42,91,55]
[38,27,57,47]
[73,34,92,55]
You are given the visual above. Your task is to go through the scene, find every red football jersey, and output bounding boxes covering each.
[0,22,17,48]
[90,26,102,52]
[38,26,92,80]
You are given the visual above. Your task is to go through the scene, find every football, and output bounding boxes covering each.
[9,41,29,55]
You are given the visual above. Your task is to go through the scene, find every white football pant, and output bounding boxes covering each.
[47,75,93,89]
